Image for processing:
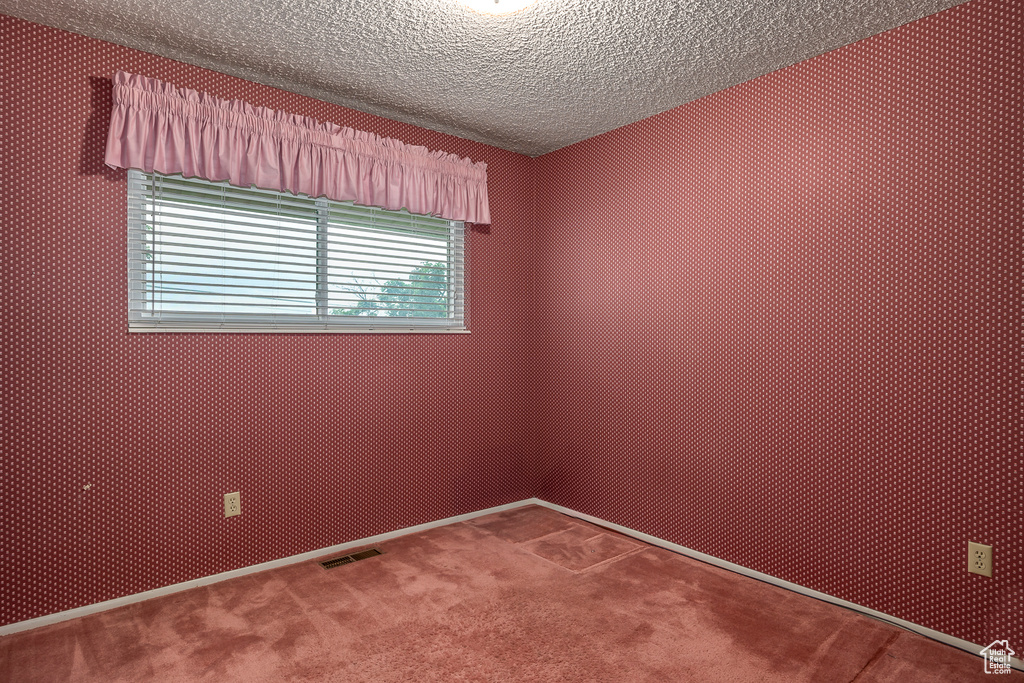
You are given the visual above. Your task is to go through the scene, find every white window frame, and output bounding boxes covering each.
[127,170,468,333]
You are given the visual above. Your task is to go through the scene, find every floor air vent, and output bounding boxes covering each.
[319,548,383,569]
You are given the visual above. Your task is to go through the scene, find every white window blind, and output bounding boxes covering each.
[127,170,467,332]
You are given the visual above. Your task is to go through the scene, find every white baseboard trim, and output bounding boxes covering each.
[3,496,1021,674]
[534,499,1024,673]
[0,498,543,637]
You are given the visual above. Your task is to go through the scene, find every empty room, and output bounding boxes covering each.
[1,0,1021,680]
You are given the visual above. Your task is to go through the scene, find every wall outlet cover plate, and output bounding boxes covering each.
[224,492,241,518]
[968,541,992,577]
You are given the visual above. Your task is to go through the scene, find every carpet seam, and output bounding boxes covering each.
[848,631,902,682]
[575,545,650,575]
[512,521,605,546]
[516,535,649,575]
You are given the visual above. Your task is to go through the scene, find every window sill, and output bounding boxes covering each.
[128,325,470,334]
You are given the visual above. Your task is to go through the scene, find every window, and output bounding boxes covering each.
[127,171,467,332]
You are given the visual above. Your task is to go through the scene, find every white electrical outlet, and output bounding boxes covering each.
[224,491,241,518]
[968,541,992,577]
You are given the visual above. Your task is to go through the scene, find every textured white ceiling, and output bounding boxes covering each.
[1,0,969,156]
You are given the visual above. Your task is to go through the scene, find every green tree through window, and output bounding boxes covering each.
[332,262,448,317]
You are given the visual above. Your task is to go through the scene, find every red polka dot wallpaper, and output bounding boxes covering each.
[1,14,538,625]
[533,0,1021,651]
[2,0,1021,654]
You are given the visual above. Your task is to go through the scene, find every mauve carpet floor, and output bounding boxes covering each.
[1,505,1017,682]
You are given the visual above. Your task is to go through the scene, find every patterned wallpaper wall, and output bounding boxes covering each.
[533,0,1021,650]
[1,14,539,625]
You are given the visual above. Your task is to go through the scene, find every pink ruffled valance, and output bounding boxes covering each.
[104,71,490,224]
